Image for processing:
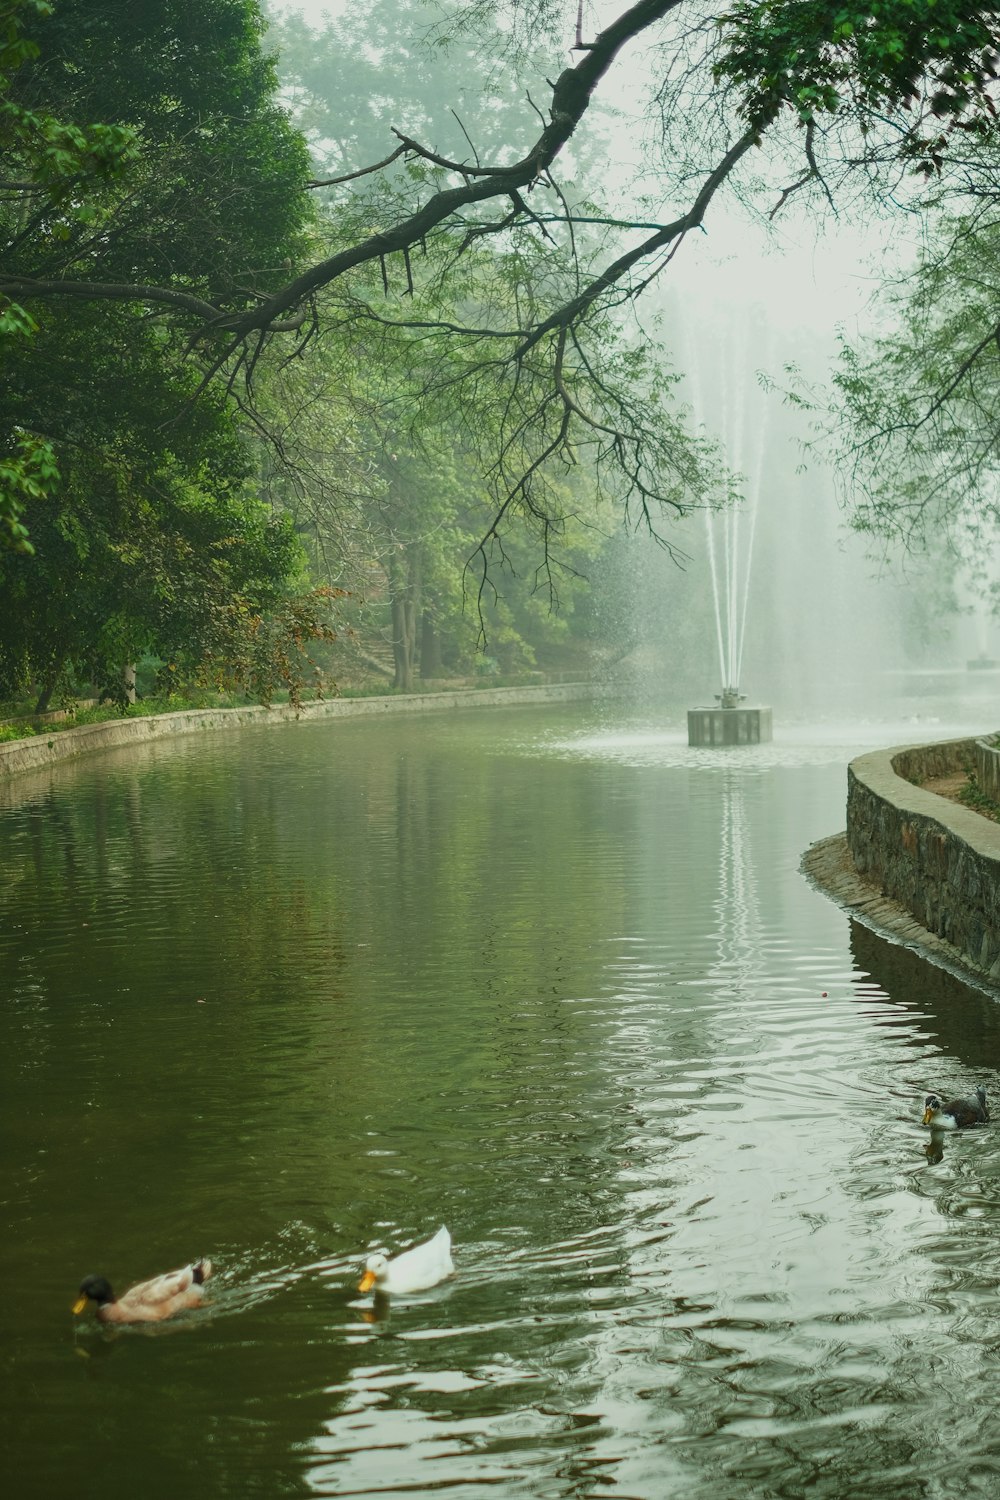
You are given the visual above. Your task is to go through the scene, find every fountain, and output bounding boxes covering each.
[687,694,772,746]
[684,326,772,747]
[613,298,925,730]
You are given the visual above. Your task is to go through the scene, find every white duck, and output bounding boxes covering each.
[357,1225,454,1296]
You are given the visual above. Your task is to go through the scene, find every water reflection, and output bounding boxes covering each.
[299,726,999,1498]
[6,711,1000,1499]
[849,920,1000,1065]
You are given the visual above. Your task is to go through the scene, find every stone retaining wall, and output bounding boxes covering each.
[976,734,1000,802]
[846,735,1000,980]
[0,681,599,781]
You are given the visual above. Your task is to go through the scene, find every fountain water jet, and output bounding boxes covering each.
[685,322,772,746]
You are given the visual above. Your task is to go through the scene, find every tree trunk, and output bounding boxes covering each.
[391,593,414,692]
[34,654,66,715]
[389,542,422,692]
[420,608,441,679]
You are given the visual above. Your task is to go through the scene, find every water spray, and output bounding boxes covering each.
[684,320,773,746]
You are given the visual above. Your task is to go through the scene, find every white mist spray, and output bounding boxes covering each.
[683,317,772,703]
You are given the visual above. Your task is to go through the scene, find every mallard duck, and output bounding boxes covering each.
[357,1226,454,1296]
[72,1259,212,1324]
[922,1088,989,1131]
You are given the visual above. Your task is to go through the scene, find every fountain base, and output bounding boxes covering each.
[687,705,773,747]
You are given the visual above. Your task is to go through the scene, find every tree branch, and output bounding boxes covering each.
[308,144,407,188]
[0,0,687,342]
[511,125,759,360]
[0,275,308,333]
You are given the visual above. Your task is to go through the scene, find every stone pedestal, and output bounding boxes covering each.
[687,706,773,747]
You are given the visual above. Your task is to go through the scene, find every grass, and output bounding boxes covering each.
[0,673,570,744]
[0,690,255,744]
[957,776,1000,823]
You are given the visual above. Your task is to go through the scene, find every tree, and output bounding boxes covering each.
[0,0,132,550]
[6,1,1000,554]
[8,0,311,303]
[254,281,620,688]
[0,0,333,708]
[796,202,1000,654]
[261,1,643,680]
[0,300,333,711]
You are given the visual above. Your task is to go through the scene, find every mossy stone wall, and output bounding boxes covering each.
[847,736,1000,980]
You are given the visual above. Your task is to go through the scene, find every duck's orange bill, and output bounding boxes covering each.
[358,1270,377,1294]
[922,1109,934,1125]
[72,1296,88,1315]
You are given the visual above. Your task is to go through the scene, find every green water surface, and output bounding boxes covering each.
[3,706,1000,1499]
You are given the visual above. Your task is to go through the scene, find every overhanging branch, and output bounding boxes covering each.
[0,0,687,342]
[0,275,309,332]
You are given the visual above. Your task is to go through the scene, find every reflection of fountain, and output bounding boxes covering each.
[713,773,760,979]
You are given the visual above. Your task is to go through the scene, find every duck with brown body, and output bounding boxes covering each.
[922,1088,989,1132]
[73,1259,212,1324]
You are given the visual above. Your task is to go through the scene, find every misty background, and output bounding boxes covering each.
[273,0,993,720]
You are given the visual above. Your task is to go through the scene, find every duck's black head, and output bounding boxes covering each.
[924,1093,942,1112]
[75,1274,115,1307]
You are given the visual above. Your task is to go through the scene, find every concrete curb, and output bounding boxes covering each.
[0,681,600,781]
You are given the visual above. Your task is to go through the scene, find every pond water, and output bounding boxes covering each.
[4,702,1000,1500]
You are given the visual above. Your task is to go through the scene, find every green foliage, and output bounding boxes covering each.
[0,720,33,740]
[951,766,1000,821]
[0,0,133,188]
[10,0,311,302]
[259,212,710,679]
[0,1,333,705]
[0,423,58,553]
[20,0,1000,695]
[823,212,1000,562]
[260,0,710,678]
[0,298,338,707]
[0,0,133,549]
[718,0,1000,168]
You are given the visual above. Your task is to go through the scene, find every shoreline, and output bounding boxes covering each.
[801,831,1000,996]
[0,680,602,781]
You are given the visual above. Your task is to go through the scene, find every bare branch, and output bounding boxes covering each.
[511,125,759,360]
[390,129,493,178]
[308,145,407,189]
[226,0,687,337]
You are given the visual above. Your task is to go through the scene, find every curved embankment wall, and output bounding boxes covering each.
[842,734,1000,982]
[0,682,598,782]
